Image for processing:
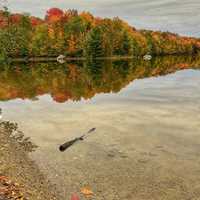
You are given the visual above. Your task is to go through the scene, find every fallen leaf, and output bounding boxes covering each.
[0,176,8,181]
[81,187,94,196]
[71,193,80,200]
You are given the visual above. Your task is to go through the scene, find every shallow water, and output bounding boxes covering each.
[1,56,200,199]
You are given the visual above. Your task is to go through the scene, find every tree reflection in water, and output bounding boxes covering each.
[0,55,200,103]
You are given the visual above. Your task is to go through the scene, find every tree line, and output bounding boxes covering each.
[0,7,200,60]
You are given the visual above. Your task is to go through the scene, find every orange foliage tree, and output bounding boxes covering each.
[0,7,200,59]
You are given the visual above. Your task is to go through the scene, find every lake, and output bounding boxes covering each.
[0,55,200,199]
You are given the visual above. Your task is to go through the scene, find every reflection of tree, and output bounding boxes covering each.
[0,55,200,103]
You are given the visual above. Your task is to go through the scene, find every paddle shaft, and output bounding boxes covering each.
[59,128,96,152]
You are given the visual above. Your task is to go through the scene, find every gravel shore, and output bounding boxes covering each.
[0,121,60,200]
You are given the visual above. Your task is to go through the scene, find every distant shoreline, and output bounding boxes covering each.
[8,53,200,63]
[10,56,135,62]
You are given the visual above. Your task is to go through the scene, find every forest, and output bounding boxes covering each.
[0,7,200,61]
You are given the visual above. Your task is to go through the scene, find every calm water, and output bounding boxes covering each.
[1,1,200,198]
[1,56,200,199]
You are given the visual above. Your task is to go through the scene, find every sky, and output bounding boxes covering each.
[3,0,200,37]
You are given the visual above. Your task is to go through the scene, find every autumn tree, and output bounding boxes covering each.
[64,9,78,20]
[45,8,64,23]
[0,6,200,60]
[30,24,50,56]
[64,16,92,56]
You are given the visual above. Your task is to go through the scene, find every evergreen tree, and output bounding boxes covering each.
[121,31,131,56]
[145,32,157,55]
[85,27,104,58]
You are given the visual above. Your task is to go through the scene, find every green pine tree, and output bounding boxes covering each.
[121,31,131,56]
[85,27,105,58]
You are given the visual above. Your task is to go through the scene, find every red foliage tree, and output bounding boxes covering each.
[10,14,22,24]
[45,8,64,23]
[30,16,43,26]
[0,15,7,27]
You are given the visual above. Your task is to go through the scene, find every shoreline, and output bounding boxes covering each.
[9,56,136,63]
[7,52,200,63]
[0,121,60,200]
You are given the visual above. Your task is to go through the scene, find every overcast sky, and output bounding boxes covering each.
[3,0,200,37]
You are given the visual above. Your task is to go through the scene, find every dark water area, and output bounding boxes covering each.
[0,56,200,199]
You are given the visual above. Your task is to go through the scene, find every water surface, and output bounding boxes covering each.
[0,56,200,199]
